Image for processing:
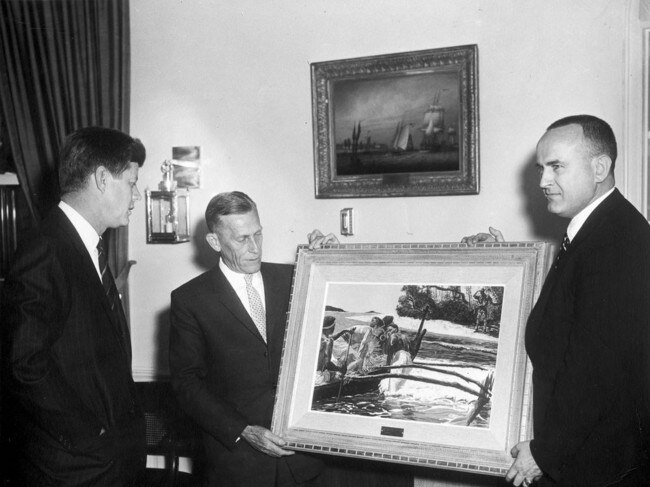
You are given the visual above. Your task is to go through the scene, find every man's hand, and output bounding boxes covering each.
[505,441,543,486]
[461,226,505,246]
[307,229,339,249]
[240,425,295,458]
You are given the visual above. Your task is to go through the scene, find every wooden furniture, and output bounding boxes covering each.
[136,381,204,487]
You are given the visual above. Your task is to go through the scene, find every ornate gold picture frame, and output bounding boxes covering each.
[311,45,479,198]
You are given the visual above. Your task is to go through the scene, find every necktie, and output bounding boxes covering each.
[244,274,267,342]
[555,234,570,264]
[97,237,131,359]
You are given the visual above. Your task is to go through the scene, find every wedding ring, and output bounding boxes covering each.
[522,479,531,487]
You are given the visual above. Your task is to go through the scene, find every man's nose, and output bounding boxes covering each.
[248,238,260,253]
[539,168,552,188]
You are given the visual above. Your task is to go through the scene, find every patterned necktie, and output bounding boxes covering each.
[97,237,131,359]
[555,233,571,264]
[244,274,267,342]
[98,237,119,310]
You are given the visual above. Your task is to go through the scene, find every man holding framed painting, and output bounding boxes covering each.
[464,115,650,486]
[168,191,329,487]
[169,192,411,487]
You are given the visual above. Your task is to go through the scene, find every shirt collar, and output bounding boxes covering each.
[219,258,262,287]
[566,187,615,242]
[58,200,102,251]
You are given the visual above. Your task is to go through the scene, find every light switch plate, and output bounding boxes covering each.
[340,208,353,236]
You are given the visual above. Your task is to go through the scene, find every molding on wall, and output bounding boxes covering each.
[641,0,650,20]
[636,25,650,218]
[624,0,650,217]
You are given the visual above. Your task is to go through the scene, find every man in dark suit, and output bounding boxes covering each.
[169,191,334,487]
[2,127,147,485]
[465,115,650,486]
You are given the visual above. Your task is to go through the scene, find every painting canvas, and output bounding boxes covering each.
[333,72,461,177]
[312,283,503,429]
[311,45,478,198]
[272,243,551,475]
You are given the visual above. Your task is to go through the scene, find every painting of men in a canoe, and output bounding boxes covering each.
[312,283,503,429]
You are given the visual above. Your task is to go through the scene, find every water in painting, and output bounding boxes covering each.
[312,283,503,428]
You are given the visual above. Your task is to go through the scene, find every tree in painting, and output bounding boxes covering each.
[396,285,502,336]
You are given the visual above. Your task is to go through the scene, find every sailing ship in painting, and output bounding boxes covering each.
[419,90,455,152]
[390,121,414,153]
[312,284,502,428]
[336,90,460,176]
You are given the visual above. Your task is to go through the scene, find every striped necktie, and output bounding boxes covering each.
[97,237,131,359]
[97,237,120,311]
[555,234,570,264]
[244,274,267,342]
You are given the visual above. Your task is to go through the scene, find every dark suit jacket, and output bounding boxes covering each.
[169,262,322,487]
[1,207,145,486]
[525,189,650,486]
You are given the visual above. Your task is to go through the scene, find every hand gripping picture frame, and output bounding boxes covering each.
[272,242,551,476]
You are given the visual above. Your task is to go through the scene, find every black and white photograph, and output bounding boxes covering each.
[2,2,647,487]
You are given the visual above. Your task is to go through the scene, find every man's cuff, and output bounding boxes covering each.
[235,425,248,445]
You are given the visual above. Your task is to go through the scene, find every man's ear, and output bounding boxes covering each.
[206,232,221,252]
[592,155,612,183]
[94,166,109,192]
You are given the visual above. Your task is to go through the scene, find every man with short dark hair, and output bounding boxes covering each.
[465,115,650,486]
[2,126,147,485]
[169,191,331,486]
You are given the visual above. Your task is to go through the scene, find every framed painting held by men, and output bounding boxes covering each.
[311,45,479,198]
[272,242,551,475]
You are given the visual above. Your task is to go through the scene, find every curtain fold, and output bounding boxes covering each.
[0,0,133,318]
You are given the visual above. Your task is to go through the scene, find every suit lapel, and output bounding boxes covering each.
[208,266,266,344]
[567,189,621,252]
[52,208,132,361]
[530,190,622,327]
[261,264,286,342]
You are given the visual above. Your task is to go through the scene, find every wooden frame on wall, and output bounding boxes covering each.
[311,45,479,198]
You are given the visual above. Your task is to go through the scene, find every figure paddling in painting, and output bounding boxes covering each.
[315,315,388,385]
[311,287,498,428]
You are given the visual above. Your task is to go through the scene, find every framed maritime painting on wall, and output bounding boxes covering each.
[272,242,551,475]
[311,45,479,198]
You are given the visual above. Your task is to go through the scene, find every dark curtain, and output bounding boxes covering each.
[0,0,133,314]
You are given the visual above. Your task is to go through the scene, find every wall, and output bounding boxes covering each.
[129,0,632,375]
[128,0,636,483]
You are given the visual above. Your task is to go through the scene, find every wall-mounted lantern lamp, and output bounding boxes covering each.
[145,160,191,243]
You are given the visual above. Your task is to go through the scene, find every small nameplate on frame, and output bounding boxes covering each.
[381,173,410,186]
[380,426,404,437]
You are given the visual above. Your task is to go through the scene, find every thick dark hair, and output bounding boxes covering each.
[547,115,617,171]
[205,191,258,233]
[58,126,146,194]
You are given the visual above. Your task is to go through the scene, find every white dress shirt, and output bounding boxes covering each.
[219,259,266,318]
[58,201,102,280]
[566,187,615,242]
